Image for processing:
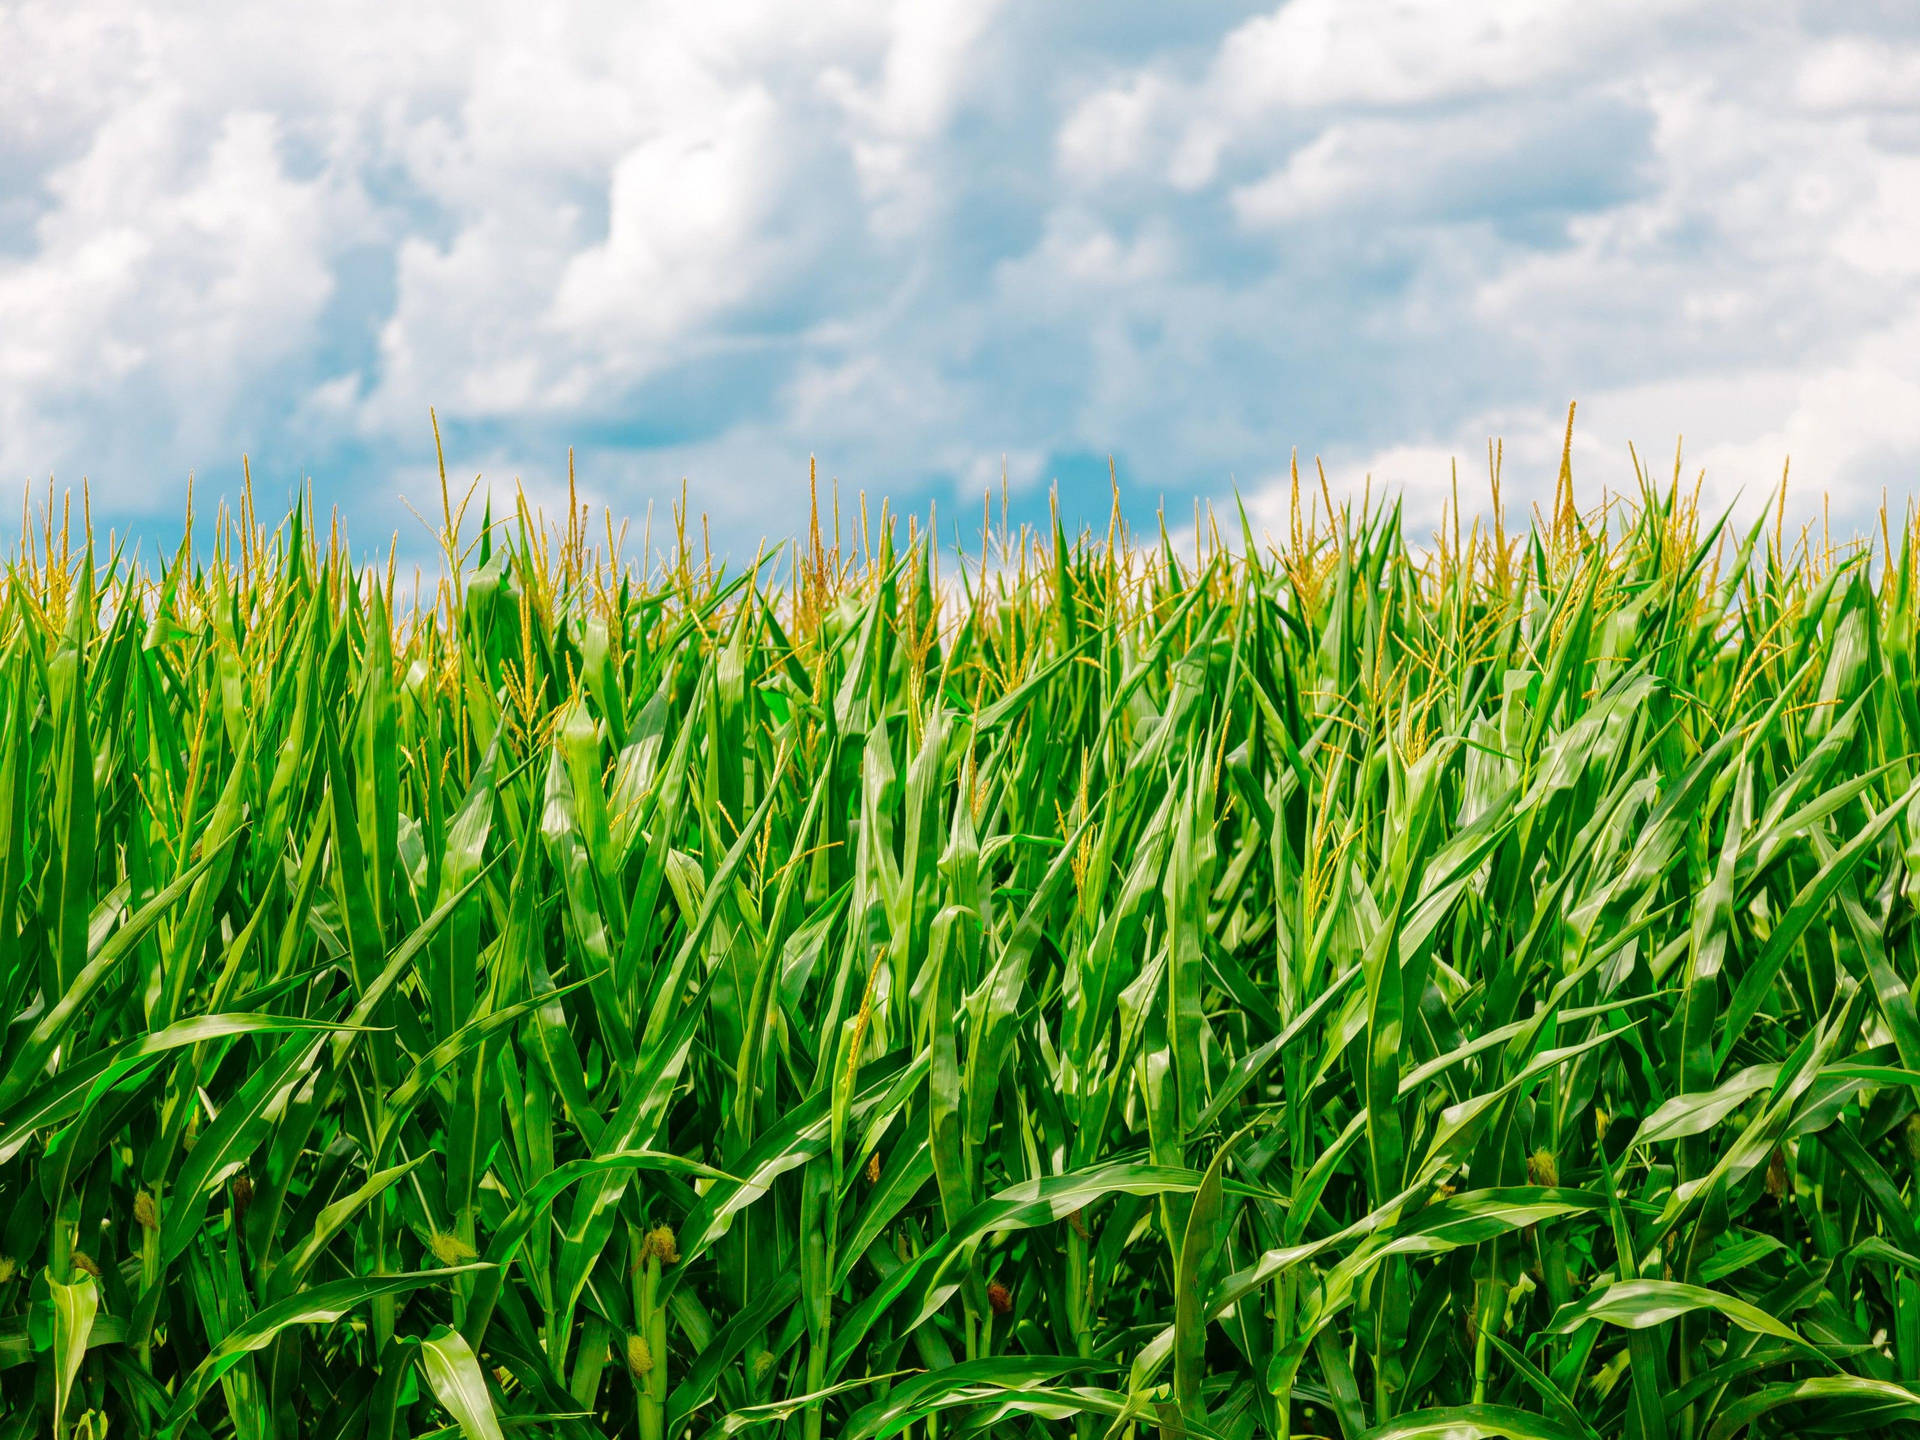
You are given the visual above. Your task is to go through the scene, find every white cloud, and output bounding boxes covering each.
[1230,98,1645,225]
[1795,37,1920,112]
[1056,74,1180,187]
[1060,0,1692,192]
[0,74,364,506]
[996,209,1178,295]
[552,87,786,357]
[820,0,1008,236]
[1215,0,1624,112]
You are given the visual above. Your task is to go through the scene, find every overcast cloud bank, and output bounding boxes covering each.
[4,1,1918,556]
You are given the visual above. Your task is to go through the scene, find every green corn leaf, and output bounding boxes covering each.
[0,833,238,1116]
[1546,1279,1825,1359]
[1701,1376,1920,1440]
[1360,1404,1591,1440]
[840,1356,1109,1440]
[48,1272,98,1434]
[417,1325,507,1440]
[158,1267,489,1437]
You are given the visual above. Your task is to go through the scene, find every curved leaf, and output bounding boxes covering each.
[159,1266,488,1438]
[418,1324,506,1440]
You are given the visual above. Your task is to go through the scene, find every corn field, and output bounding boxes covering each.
[7,455,1920,1440]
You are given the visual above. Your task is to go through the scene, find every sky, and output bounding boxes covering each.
[4,0,1919,563]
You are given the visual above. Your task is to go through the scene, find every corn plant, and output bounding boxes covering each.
[6,450,1920,1440]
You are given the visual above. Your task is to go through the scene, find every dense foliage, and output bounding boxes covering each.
[6,459,1920,1440]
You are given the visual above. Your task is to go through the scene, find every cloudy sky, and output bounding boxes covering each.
[4,0,1918,558]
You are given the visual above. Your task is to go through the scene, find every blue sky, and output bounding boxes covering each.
[5,1,1919,561]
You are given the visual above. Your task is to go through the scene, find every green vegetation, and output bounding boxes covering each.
[7,445,1920,1440]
